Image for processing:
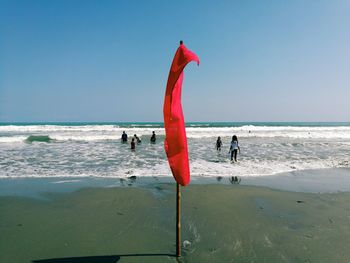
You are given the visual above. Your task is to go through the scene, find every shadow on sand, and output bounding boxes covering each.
[32,253,175,263]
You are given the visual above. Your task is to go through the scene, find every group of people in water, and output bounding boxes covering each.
[216,135,240,162]
[121,131,156,150]
[121,131,240,163]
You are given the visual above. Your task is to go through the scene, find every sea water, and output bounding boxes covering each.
[0,122,349,178]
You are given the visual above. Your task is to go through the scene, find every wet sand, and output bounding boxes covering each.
[1,169,350,262]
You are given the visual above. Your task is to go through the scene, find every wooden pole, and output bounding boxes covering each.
[176,182,181,257]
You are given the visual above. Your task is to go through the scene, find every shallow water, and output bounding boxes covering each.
[1,122,349,178]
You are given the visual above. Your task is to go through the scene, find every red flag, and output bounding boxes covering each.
[163,42,199,186]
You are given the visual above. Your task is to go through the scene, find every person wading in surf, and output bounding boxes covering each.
[229,135,240,162]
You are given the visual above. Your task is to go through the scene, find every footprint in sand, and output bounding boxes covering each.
[264,234,273,247]
[233,239,242,253]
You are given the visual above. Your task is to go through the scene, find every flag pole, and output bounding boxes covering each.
[176,39,183,258]
[176,182,181,257]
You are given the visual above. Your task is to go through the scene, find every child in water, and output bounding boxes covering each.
[150,131,156,143]
[229,135,240,162]
[131,138,136,150]
[216,136,222,151]
[134,134,141,144]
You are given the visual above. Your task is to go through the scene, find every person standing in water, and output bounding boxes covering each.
[134,134,141,144]
[216,136,222,151]
[121,131,128,143]
[150,131,156,143]
[130,138,136,150]
[229,135,240,162]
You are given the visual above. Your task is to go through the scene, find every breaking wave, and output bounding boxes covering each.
[25,135,53,143]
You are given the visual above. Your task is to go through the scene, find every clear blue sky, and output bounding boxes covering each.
[1,0,349,122]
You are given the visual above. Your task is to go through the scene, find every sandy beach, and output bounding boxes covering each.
[2,0,350,261]
[1,168,350,263]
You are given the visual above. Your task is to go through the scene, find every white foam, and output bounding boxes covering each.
[0,136,27,143]
[1,124,350,179]
[185,126,350,139]
[51,179,83,184]
[1,124,350,143]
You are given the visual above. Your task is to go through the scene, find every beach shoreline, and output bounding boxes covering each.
[1,168,350,262]
[1,168,349,199]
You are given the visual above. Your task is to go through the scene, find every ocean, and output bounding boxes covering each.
[0,122,349,179]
